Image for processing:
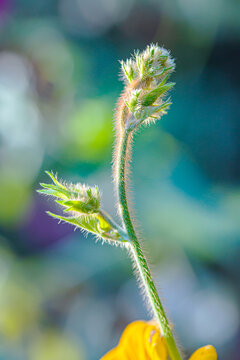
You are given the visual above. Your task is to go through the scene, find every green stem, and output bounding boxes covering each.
[99,210,129,242]
[116,129,182,360]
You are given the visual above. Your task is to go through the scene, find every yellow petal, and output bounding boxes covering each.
[119,320,149,360]
[100,347,122,360]
[101,320,167,360]
[144,323,167,360]
[189,345,217,360]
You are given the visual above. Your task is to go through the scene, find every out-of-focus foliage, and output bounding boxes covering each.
[61,98,113,163]
[0,0,240,359]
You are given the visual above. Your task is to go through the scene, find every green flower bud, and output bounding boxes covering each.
[38,172,126,243]
[119,43,175,131]
[121,44,175,84]
[38,172,100,215]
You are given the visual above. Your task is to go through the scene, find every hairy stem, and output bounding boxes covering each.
[116,128,182,360]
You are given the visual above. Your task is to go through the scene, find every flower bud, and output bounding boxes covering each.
[38,172,124,242]
[119,43,175,131]
[39,171,100,215]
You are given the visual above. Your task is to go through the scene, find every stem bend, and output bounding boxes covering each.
[115,129,182,360]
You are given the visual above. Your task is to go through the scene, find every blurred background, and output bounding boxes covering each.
[0,0,240,359]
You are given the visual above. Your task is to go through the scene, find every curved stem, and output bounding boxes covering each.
[116,129,182,360]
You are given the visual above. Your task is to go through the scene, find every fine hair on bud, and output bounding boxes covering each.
[116,43,175,134]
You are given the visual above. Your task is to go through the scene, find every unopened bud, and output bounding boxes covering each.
[119,43,175,131]
[38,172,125,242]
[39,172,100,215]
